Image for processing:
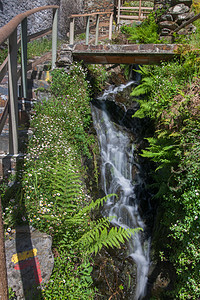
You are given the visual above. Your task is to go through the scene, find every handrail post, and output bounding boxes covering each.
[8,28,18,155]
[117,0,121,25]
[52,8,58,69]
[69,17,75,45]
[86,16,90,45]
[95,14,100,46]
[21,17,27,98]
[109,13,113,40]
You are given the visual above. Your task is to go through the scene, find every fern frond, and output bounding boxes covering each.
[77,217,141,255]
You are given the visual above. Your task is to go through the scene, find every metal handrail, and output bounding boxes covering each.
[69,11,113,45]
[0,5,59,155]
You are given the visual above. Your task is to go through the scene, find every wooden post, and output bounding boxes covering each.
[21,17,27,99]
[52,8,58,69]
[139,0,142,21]
[109,13,113,40]
[0,198,8,300]
[8,28,18,155]
[86,16,90,45]
[69,17,75,45]
[95,14,100,45]
[117,0,121,25]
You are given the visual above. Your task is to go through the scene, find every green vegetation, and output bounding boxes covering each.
[0,37,55,65]
[1,63,138,299]
[87,64,108,92]
[131,53,200,299]
[121,12,165,44]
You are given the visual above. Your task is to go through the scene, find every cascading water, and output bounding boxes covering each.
[91,81,151,300]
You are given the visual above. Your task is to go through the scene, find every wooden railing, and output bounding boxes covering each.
[0,5,59,155]
[116,0,154,24]
[69,11,113,45]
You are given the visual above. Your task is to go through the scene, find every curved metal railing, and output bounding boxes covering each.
[0,5,59,155]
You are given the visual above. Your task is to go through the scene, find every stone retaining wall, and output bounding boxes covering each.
[0,0,60,36]
[155,0,194,38]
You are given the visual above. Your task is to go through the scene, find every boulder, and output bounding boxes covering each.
[160,14,174,22]
[159,21,179,30]
[169,4,190,15]
[176,11,195,24]
[5,226,54,300]
[160,28,171,36]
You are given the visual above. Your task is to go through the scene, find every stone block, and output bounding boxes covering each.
[159,21,179,30]
[169,4,190,15]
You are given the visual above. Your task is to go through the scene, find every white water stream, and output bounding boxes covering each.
[91,82,151,299]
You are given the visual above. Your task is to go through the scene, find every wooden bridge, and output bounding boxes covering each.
[69,43,179,65]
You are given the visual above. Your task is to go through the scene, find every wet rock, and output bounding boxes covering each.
[159,21,179,30]
[169,4,190,15]
[5,226,54,300]
[160,28,171,36]
[92,247,137,299]
[176,11,194,24]
[160,14,173,22]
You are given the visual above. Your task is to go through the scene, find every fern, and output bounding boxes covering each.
[77,217,141,255]
[131,77,154,97]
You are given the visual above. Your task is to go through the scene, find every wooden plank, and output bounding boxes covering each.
[119,7,153,10]
[119,15,146,19]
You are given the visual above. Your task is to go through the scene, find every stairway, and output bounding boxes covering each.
[0,56,52,178]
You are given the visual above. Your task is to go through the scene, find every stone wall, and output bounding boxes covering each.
[59,0,84,38]
[0,0,60,36]
[156,0,194,37]
[84,0,114,14]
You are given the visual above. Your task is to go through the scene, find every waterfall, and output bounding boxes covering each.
[91,81,151,300]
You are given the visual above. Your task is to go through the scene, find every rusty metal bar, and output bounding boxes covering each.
[70,11,112,18]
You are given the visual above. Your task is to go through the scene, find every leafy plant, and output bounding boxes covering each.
[131,47,200,299]
[121,13,163,44]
